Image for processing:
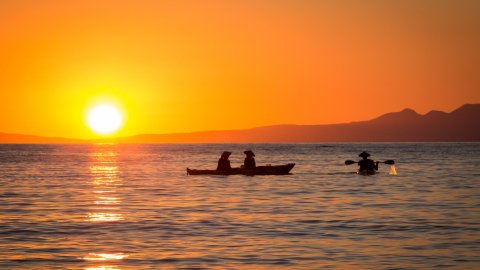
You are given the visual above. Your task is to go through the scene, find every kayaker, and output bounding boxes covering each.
[217,151,232,171]
[358,152,378,172]
[244,150,256,169]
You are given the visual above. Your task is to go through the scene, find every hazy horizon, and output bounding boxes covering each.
[0,103,467,138]
[1,103,478,143]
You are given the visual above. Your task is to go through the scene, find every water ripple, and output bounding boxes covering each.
[0,143,479,269]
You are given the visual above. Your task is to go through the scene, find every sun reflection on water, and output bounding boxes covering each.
[87,145,124,222]
[85,267,121,270]
[86,212,125,222]
[84,145,129,268]
[83,252,129,261]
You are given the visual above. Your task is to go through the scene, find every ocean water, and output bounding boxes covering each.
[1,143,479,269]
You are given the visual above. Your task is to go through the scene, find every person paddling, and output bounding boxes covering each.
[358,151,378,173]
[217,151,232,171]
[344,154,395,175]
[243,150,256,169]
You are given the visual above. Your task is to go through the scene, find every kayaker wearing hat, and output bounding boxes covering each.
[217,151,232,171]
[358,152,379,173]
[244,150,256,169]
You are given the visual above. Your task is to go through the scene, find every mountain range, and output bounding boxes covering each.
[1,104,479,143]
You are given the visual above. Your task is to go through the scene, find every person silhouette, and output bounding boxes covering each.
[358,152,378,172]
[217,151,232,171]
[243,150,256,169]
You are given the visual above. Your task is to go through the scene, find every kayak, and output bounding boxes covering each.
[357,169,376,176]
[187,163,295,176]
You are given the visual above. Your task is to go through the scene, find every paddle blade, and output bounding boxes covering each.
[345,160,356,165]
[383,160,395,165]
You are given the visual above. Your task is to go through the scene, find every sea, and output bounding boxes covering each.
[1,143,479,269]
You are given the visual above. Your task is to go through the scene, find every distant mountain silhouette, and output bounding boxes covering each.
[1,104,479,143]
[116,103,480,143]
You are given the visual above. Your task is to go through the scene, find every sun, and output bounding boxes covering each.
[87,104,123,135]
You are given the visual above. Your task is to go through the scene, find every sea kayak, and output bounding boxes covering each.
[357,169,376,176]
[187,163,295,176]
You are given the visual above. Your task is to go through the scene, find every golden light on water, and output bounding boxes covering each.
[87,146,124,222]
[94,196,120,205]
[83,253,129,261]
[87,213,124,222]
[83,146,128,268]
[85,266,120,270]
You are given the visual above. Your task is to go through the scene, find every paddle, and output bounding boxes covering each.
[345,160,395,165]
[345,160,357,165]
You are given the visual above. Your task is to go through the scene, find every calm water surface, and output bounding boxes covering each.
[1,143,479,269]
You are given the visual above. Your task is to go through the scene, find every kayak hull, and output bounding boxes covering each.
[187,163,295,176]
[357,169,376,176]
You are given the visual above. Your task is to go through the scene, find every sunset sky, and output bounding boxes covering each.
[1,0,479,139]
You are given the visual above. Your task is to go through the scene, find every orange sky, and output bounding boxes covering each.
[1,0,479,139]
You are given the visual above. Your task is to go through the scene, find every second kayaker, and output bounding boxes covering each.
[244,150,256,169]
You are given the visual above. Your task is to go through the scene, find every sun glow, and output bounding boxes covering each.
[87,104,123,135]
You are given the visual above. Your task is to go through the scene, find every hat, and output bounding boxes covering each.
[358,151,370,158]
[221,151,231,157]
[244,150,255,156]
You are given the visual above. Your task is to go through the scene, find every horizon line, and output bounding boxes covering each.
[1,103,478,142]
